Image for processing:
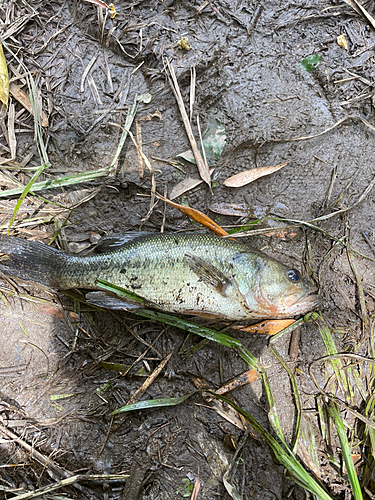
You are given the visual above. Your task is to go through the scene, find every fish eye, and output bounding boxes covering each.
[287,269,301,282]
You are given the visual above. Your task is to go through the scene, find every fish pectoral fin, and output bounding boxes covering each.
[94,232,151,254]
[85,291,143,310]
[184,253,231,296]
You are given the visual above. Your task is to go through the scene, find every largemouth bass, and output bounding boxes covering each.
[0,232,320,320]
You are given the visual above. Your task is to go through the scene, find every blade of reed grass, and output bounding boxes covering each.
[7,164,47,232]
[0,167,111,198]
[270,345,302,453]
[112,391,198,415]
[327,402,363,500]
[316,314,352,401]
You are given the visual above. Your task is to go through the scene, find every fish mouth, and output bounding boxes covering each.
[289,287,322,314]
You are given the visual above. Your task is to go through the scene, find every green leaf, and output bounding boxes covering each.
[177,119,226,165]
[112,391,198,415]
[7,163,48,231]
[327,402,363,500]
[176,478,194,497]
[298,54,322,72]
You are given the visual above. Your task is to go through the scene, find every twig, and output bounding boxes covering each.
[270,115,375,144]
[189,64,196,123]
[80,53,98,93]
[126,128,156,223]
[135,120,144,178]
[10,473,129,500]
[126,351,173,406]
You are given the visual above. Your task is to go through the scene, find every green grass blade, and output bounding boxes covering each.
[0,167,111,199]
[271,346,302,453]
[327,402,363,500]
[7,163,48,231]
[112,391,198,415]
[316,314,352,400]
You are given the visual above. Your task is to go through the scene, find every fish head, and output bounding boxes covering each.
[230,252,321,319]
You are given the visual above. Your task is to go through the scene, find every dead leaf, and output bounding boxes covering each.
[9,82,49,127]
[177,36,191,51]
[209,202,254,217]
[39,304,79,321]
[337,34,348,50]
[190,477,200,500]
[232,319,295,336]
[156,193,231,238]
[108,2,117,18]
[139,110,162,121]
[0,42,9,107]
[223,162,290,188]
[170,168,215,200]
[215,369,259,395]
[263,230,298,239]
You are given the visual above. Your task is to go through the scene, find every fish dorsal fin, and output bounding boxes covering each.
[94,232,151,254]
[86,291,144,310]
[184,253,231,296]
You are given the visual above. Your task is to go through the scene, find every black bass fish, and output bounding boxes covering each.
[0,232,320,320]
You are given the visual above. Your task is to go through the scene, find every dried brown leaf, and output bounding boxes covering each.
[0,42,9,107]
[156,193,231,238]
[223,162,290,188]
[9,82,48,127]
[215,369,260,395]
[170,168,214,200]
[209,202,253,217]
[337,34,348,50]
[232,319,295,336]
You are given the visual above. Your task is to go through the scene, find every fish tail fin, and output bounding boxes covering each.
[0,234,66,288]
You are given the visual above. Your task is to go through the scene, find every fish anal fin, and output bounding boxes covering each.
[85,291,144,310]
[184,253,231,296]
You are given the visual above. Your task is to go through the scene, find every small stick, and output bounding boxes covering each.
[197,113,209,174]
[7,101,16,159]
[189,64,196,123]
[289,327,301,359]
[126,351,173,406]
[135,120,144,178]
[10,473,129,500]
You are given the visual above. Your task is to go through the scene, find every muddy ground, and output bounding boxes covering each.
[0,0,375,498]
